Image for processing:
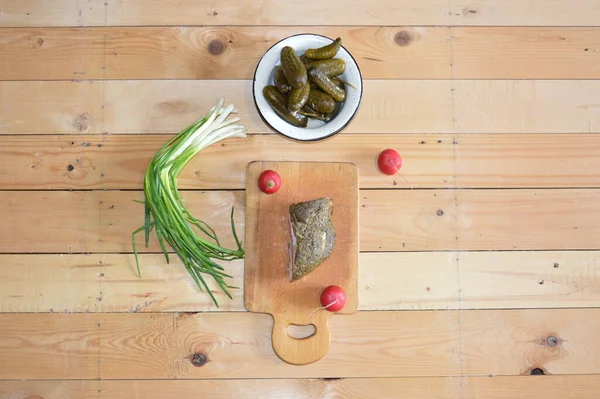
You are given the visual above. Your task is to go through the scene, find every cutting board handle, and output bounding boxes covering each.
[271,312,331,365]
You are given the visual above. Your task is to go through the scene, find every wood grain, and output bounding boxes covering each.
[4,27,600,80]
[4,0,598,27]
[0,81,103,134]
[3,376,600,399]
[451,0,600,26]
[0,190,244,254]
[2,189,600,253]
[3,80,599,134]
[1,309,599,379]
[4,134,600,191]
[456,189,600,251]
[0,27,106,80]
[0,134,455,190]
[454,134,600,188]
[453,80,600,134]
[104,0,451,27]
[244,162,358,364]
[461,309,600,376]
[0,0,107,28]
[1,251,599,313]
[452,27,600,79]
[0,27,451,80]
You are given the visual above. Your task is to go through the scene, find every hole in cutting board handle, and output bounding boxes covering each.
[286,324,316,339]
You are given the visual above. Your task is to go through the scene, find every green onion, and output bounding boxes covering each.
[132,98,247,307]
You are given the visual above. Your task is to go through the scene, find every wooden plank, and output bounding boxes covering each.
[3,0,599,28]
[2,376,599,399]
[453,80,600,134]
[457,251,600,309]
[0,80,454,134]
[107,26,450,80]
[4,133,600,191]
[4,27,600,81]
[102,80,453,135]
[454,134,600,189]
[0,81,103,134]
[0,27,451,80]
[0,135,108,190]
[452,27,600,79]
[460,310,600,376]
[451,0,600,26]
[456,189,600,251]
[0,0,451,27]
[5,0,598,27]
[107,0,451,27]
[0,378,457,399]
[0,134,455,190]
[1,309,599,379]
[4,80,600,135]
[0,190,455,253]
[0,311,459,379]
[0,28,106,81]
[1,251,599,313]
[0,190,245,253]
[2,189,600,253]
[0,0,107,28]
[462,375,600,399]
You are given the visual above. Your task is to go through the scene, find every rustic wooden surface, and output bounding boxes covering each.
[1,0,599,397]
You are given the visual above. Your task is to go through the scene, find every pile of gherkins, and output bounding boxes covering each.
[263,37,348,128]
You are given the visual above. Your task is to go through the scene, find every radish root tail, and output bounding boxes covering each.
[307,299,339,319]
[397,171,413,190]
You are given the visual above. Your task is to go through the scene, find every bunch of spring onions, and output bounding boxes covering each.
[132,98,247,307]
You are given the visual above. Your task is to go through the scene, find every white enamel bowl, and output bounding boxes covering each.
[253,34,363,142]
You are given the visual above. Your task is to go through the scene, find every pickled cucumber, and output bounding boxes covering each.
[306,58,345,77]
[308,67,346,102]
[330,77,345,90]
[262,37,352,128]
[299,105,331,122]
[263,85,308,127]
[273,66,291,94]
[288,83,310,112]
[307,89,336,114]
[305,37,342,60]
[281,46,307,89]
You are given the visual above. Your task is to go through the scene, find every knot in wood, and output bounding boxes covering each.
[190,352,207,367]
[208,39,226,56]
[530,367,545,375]
[395,30,414,46]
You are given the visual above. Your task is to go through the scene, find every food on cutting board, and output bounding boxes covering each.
[320,285,346,312]
[289,197,336,281]
[258,169,282,194]
[264,37,350,126]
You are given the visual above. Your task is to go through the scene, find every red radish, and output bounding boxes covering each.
[377,148,413,189]
[377,148,402,175]
[320,285,346,312]
[258,170,281,194]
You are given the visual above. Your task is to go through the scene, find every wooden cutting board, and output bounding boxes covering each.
[244,161,359,365]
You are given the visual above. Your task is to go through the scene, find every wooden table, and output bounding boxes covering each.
[1,1,600,397]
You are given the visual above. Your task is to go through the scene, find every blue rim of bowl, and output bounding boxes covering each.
[252,33,363,143]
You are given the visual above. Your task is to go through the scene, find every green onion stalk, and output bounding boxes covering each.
[132,98,247,307]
